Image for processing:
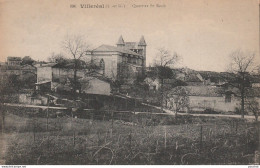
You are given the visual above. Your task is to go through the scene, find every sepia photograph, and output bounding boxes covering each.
[0,0,260,165]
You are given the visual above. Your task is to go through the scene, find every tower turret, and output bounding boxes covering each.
[116,35,125,47]
[138,36,147,67]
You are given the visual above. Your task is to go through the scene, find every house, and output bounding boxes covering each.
[7,56,22,66]
[35,62,113,95]
[87,36,147,83]
[184,73,204,86]
[19,93,48,105]
[250,75,260,88]
[35,63,57,91]
[166,85,260,113]
[166,86,239,113]
[0,61,36,82]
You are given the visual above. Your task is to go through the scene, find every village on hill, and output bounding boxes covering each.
[0,35,260,165]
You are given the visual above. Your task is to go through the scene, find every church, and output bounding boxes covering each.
[88,35,147,83]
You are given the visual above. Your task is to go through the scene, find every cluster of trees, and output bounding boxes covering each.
[21,56,35,65]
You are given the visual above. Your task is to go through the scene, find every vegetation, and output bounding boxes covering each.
[153,48,181,112]
[62,34,91,94]
[227,49,257,118]
[21,56,35,65]
[2,111,259,165]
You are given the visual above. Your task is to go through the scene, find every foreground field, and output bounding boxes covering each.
[1,112,259,165]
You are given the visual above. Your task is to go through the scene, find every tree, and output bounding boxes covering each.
[153,48,180,112]
[246,98,259,122]
[228,49,256,118]
[48,53,66,63]
[62,34,91,94]
[21,56,35,65]
[166,86,190,117]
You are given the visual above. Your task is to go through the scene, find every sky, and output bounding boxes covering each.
[0,0,259,72]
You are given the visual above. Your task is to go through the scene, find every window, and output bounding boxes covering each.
[225,94,231,103]
[100,59,105,75]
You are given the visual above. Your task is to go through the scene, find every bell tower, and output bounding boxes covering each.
[116,35,125,47]
[138,36,147,68]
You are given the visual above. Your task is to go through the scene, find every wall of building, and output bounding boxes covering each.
[166,95,241,113]
[37,67,52,83]
[92,54,118,80]
[82,78,111,95]
[188,95,240,112]
[19,93,47,105]
[52,68,87,83]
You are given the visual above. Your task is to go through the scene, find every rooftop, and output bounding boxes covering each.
[92,45,142,57]
[7,57,22,61]
[175,86,226,97]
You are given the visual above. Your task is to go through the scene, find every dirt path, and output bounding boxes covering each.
[3,103,67,110]
[142,102,255,120]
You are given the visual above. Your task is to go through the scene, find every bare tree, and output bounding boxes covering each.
[246,98,259,122]
[166,86,190,117]
[62,34,91,94]
[153,48,180,112]
[228,49,256,118]
[154,48,180,68]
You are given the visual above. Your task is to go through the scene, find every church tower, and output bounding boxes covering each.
[117,35,125,47]
[138,36,147,68]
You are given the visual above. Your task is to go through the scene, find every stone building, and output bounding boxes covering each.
[88,36,147,83]
[7,56,22,66]
[35,62,112,95]
[166,85,260,113]
[0,57,36,81]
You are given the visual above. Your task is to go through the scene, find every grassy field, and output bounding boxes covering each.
[1,110,259,165]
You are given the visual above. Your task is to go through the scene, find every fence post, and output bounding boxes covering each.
[105,130,107,143]
[91,112,94,122]
[33,126,36,142]
[103,113,106,121]
[117,134,121,148]
[255,151,259,164]
[97,132,100,146]
[46,95,50,131]
[120,113,122,121]
[164,126,167,150]
[111,111,114,138]
[235,121,238,134]
[46,110,49,131]
[209,128,212,142]
[129,133,132,152]
[200,125,203,151]
[125,99,128,110]
[47,134,50,150]
[73,131,76,146]
[214,122,217,144]
[1,108,5,134]
[156,139,159,153]
[246,125,248,153]
[175,141,180,164]
[230,121,233,133]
